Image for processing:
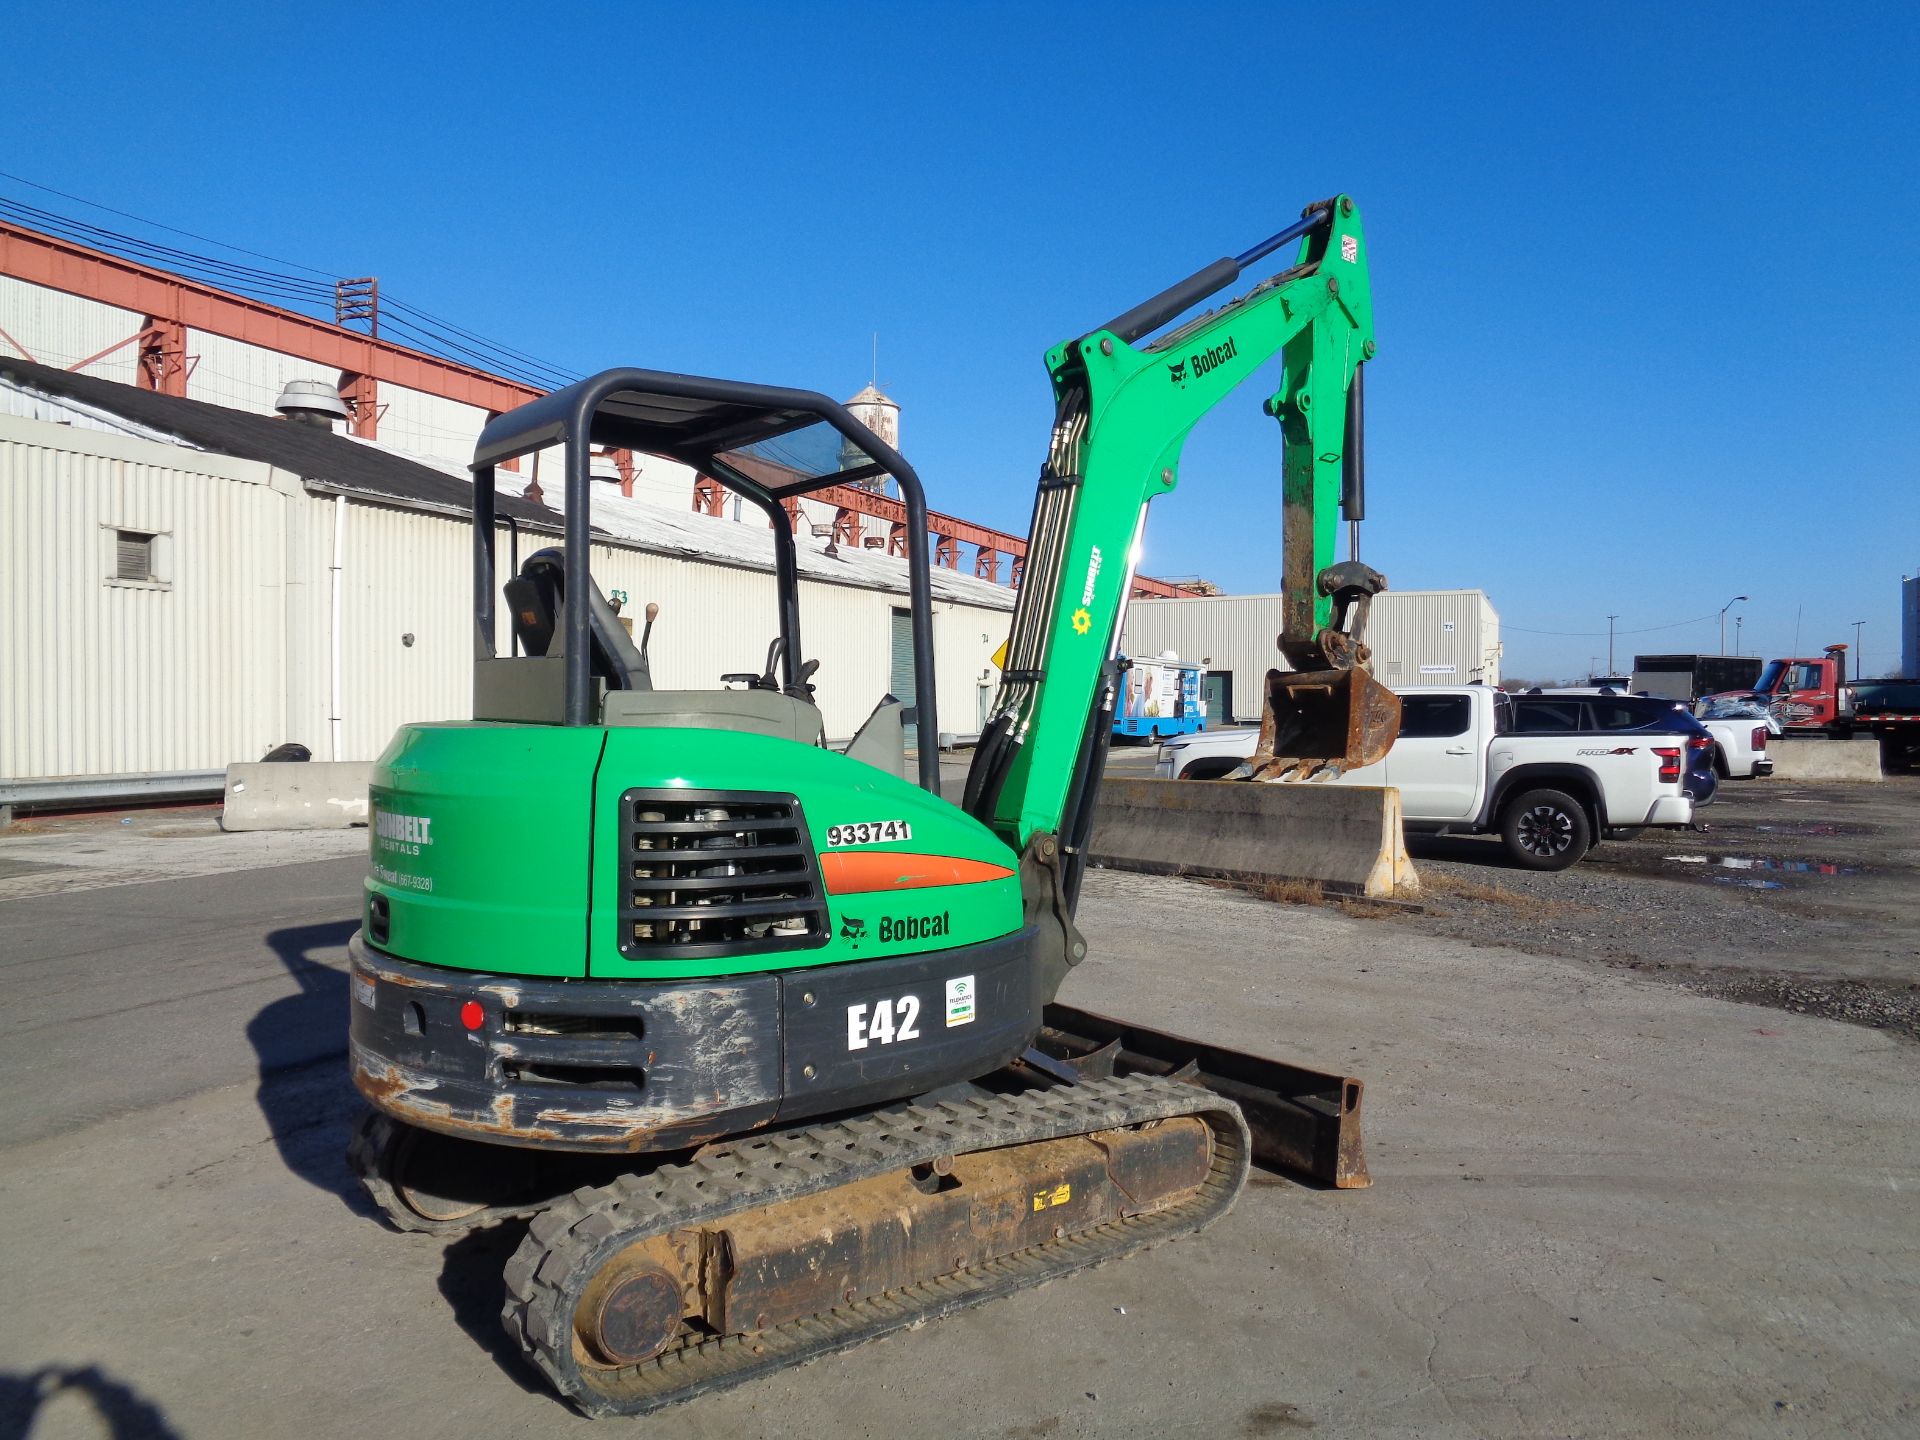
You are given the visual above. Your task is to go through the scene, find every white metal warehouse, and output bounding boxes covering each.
[1122,589,1502,723]
[0,360,1014,808]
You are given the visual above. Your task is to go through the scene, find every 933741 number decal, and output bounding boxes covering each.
[826,820,912,847]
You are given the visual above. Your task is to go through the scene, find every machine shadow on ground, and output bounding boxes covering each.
[248,921,370,1211]
[0,1363,185,1440]
[438,1224,548,1396]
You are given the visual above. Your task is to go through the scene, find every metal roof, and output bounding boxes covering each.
[0,358,1015,612]
[0,357,556,525]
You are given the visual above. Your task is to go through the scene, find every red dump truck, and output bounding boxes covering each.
[1707,644,1920,770]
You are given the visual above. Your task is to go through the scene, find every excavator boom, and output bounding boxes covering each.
[964,195,1398,875]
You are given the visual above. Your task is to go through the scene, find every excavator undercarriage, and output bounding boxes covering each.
[353,1007,1362,1416]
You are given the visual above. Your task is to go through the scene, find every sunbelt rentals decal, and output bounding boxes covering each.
[372,807,436,892]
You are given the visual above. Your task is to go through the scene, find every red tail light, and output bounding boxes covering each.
[1686,733,1712,751]
[1751,726,1767,751]
[1652,746,1682,783]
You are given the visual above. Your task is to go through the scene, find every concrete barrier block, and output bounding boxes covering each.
[221,761,372,831]
[1766,738,1884,782]
[1089,778,1418,898]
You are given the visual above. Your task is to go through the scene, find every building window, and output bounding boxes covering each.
[103,526,169,589]
[115,530,157,582]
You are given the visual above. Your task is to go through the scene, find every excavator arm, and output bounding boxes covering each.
[963,195,1398,889]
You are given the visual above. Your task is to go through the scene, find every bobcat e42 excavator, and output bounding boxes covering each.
[346,195,1398,1416]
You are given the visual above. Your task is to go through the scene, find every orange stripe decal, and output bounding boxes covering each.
[819,851,1016,894]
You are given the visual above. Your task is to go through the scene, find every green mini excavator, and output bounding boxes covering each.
[347,195,1398,1416]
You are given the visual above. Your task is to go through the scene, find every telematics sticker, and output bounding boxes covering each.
[945,974,976,1027]
[1341,234,1358,263]
[826,820,913,847]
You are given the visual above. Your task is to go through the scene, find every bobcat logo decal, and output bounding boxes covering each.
[840,916,868,941]
[1167,360,1188,385]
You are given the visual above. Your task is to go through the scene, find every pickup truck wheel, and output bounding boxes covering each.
[1180,757,1242,781]
[1500,788,1591,871]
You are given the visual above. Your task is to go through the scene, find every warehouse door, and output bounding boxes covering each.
[1203,671,1233,725]
[890,608,917,751]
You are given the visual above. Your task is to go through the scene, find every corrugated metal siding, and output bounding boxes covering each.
[1124,590,1501,721]
[0,276,142,383]
[186,331,321,416]
[1,417,288,780]
[1367,590,1501,689]
[377,386,489,470]
[329,504,1008,753]
[336,499,478,759]
[4,414,1017,781]
[1122,595,1283,722]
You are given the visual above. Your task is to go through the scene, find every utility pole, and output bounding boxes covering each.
[1719,594,1748,656]
[1607,615,1619,675]
[1854,619,1867,677]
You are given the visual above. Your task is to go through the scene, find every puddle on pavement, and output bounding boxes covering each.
[1663,854,1863,882]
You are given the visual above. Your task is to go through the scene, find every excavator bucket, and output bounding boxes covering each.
[1247,664,1402,782]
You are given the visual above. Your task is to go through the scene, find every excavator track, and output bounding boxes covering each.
[348,1112,577,1236]
[501,1073,1250,1418]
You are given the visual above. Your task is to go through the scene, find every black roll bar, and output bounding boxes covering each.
[471,369,942,795]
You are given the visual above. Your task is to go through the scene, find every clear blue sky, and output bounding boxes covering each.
[7,3,1916,678]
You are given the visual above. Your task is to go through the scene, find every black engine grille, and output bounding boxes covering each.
[616,788,828,960]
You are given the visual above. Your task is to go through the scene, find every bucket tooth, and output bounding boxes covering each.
[1248,665,1401,782]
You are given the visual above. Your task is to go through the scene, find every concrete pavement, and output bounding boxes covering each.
[0,848,1915,1437]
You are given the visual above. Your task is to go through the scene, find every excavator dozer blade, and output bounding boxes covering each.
[1021,1003,1369,1188]
[1247,665,1402,782]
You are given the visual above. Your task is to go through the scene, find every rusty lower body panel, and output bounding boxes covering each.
[1027,1003,1369,1188]
[347,927,1041,1154]
[501,1073,1250,1418]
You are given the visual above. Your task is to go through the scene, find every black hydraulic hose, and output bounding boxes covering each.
[962,713,1013,819]
[1059,670,1120,914]
[1341,362,1366,522]
[973,728,1025,833]
[1101,208,1331,345]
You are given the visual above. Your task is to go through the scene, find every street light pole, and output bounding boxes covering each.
[1853,619,1866,678]
[1607,614,1619,675]
[1719,594,1749,655]
[1735,615,1743,655]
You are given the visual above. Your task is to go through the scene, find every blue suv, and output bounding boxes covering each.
[1512,693,1719,806]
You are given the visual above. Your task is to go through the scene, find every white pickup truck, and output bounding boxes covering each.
[1153,685,1695,870]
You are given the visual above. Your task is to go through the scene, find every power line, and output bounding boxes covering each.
[1503,610,1721,638]
[0,178,577,392]
[0,168,337,277]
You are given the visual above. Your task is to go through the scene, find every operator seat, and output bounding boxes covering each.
[505,547,651,690]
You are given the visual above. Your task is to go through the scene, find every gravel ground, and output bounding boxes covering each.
[1379,775,1920,1040]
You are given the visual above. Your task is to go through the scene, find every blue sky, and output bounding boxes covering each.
[7,3,1916,678]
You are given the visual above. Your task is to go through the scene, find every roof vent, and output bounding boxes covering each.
[274,379,350,429]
